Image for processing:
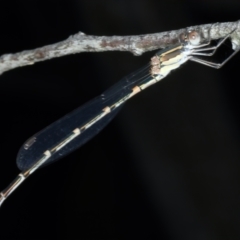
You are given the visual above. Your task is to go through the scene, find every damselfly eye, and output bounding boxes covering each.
[188,30,201,45]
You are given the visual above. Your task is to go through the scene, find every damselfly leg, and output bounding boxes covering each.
[191,28,237,57]
[189,28,240,69]
[190,49,240,69]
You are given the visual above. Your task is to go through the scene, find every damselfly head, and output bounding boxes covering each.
[179,29,203,47]
[187,30,201,45]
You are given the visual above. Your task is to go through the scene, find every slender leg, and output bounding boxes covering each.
[191,28,236,57]
[190,47,240,69]
[191,41,211,49]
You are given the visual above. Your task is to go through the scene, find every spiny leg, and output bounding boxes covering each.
[191,28,236,57]
[190,47,240,69]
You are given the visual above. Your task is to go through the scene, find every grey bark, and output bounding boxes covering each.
[0,20,239,75]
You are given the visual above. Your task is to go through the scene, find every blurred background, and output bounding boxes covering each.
[0,1,240,239]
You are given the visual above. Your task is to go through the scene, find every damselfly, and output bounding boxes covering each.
[0,28,239,206]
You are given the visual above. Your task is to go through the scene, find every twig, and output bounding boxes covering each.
[0,20,240,75]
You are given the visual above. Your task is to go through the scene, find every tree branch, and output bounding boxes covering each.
[0,20,240,75]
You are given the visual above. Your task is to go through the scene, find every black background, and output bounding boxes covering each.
[0,1,240,239]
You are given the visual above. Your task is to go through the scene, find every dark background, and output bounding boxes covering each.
[0,1,240,239]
